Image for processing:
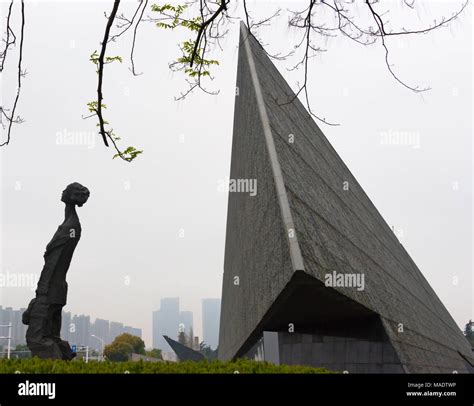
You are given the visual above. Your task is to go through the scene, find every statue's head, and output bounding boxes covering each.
[61,183,90,207]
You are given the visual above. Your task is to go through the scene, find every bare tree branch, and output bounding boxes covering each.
[108,0,144,43]
[285,0,339,125]
[0,0,16,72]
[365,0,428,92]
[0,0,468,152]
[0,0,25,147]
[130,0,148,76]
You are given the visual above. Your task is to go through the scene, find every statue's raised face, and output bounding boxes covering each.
[61,183,90,207]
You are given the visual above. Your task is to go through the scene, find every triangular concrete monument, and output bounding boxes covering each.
[218,22,473,373]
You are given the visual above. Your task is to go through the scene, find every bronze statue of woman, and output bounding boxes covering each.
[23,182,90,360]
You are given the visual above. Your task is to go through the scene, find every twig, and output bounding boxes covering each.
[190,0,229,67]
[0,0,16,72]
[130,0,148,76]
[0,0,25,147]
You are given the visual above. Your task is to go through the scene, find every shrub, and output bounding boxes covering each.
[0,358,333,374]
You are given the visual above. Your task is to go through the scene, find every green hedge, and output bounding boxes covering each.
[0,358,333,374]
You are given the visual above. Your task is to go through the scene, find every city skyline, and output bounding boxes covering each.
[0,294,222,350]
[0,305,141,352]
[152,297,221,352]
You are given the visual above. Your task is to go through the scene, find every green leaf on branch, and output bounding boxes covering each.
[113,146,144,162]
[152,4,219,79]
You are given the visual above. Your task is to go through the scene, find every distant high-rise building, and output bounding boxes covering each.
[160,297,180,314]
[109,321,124,342]
[0,306,26,347]
[91,318,110,348]
[202,299,221,350]
[71,315,90,347]
[124,326,142,339]
[61,311,72,342]
[153,297,179,350]
[152,298,193,351]
[0,306,7,327]
[0,306,11,350]
[11,308,26,346]
[131,327,142,338]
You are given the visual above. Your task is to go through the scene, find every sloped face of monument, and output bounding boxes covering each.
[218,23,474,373]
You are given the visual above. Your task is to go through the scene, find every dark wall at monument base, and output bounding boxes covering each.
[246,331,404,374]
[218,23,474,373]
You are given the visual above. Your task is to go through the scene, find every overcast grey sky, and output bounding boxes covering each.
[0,0,472,347]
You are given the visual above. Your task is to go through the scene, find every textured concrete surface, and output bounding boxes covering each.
[218,23,473,373]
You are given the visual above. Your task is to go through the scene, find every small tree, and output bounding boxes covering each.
[200,342,218,360]
[114,333,146,355]
[145,348,162,360]
[464,320,474,347]
[104,341,132,362]
[104,333,146,362]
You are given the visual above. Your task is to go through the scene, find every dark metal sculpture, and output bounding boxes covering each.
[23,183,90,360]
[163,335,205,362]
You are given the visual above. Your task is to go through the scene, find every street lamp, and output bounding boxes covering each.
[91,334,105,361]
